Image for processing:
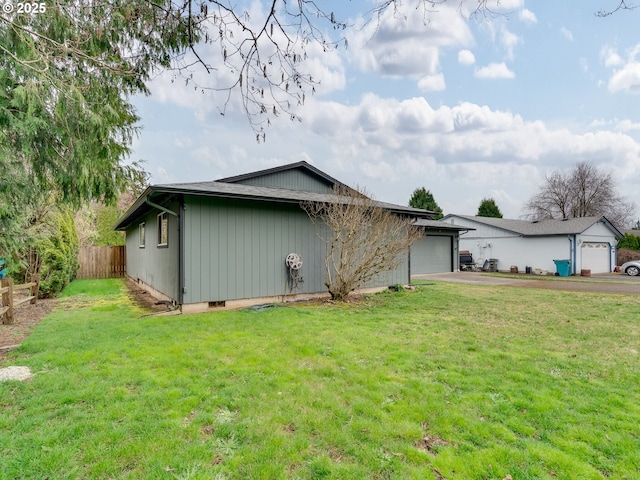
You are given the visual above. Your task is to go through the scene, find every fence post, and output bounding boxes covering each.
[1,278,14,325]
[30,274,41,305]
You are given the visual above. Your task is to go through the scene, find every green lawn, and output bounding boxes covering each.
[1,279,639,479]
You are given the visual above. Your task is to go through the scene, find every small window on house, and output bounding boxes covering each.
[157,212,168,247]
[139,222,145,248]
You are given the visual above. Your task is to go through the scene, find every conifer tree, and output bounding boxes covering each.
[477,198,503,218]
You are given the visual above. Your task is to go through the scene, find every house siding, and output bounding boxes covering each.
[451,216,618,274]
[459,235,570,273]
[580,222,617,242]
[182,196,408,304]
[231,169,334,193]
[125,203,180,302]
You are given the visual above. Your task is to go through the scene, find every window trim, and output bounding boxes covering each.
[139,222,146,248]
[157,212,168,248]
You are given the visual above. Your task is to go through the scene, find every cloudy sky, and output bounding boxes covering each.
[131,0,640,222]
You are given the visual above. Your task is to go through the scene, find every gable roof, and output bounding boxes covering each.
[217,160,347,190]
[115,176,434,230]
[441,214,623,238]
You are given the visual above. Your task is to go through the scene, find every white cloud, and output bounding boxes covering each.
[417,74,446,92]
[608,63,640,93]
[519,8,537,24]
[295,111,629,210]
[560,26,574,42]
[613,119,640,132]
[474,63,516,79]
[501,30,520,60]
[604,44,640,94]
[482,0,524,10]
[138,86,640,220]
[147,1,346,120]
[458,49,476,65]
[476,17,520,61]
[601,46,624,67]
[347,0,472,80]
[300,95,640,169]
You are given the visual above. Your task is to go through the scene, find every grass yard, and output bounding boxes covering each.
[1,279,639,479]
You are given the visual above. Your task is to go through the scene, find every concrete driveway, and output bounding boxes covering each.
[413,272,640,294]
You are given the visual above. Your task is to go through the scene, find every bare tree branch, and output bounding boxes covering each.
[596,0,639,17]
[523,162,636,228]
[302,186,423,301]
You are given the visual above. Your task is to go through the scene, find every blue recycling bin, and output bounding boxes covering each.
[0,258,6,279]
[553,259,571,277]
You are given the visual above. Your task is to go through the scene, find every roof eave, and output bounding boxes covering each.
[113,185,155,231]
[114,184,433,230]
[598,216,625,239]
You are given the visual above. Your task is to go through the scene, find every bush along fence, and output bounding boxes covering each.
[0,275,41,325]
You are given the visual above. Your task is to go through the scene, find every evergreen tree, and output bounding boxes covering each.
[477,198,503,218]
[95,205,126,247]
[409,187,444,219]
[34,207,80,297]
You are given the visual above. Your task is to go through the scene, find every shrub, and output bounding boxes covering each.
[618,233,640,251]
[35,207,80,297]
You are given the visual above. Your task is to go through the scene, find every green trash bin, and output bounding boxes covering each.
[553,259,571,277]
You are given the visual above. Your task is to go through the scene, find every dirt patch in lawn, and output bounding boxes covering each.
[0,298,56,357]
[0,279,171,358]
[123,278,174,314]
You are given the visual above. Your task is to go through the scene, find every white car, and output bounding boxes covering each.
[620,260,640,276]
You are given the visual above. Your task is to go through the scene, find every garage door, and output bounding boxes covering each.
[581,242,610,273]
[411,236,452,274]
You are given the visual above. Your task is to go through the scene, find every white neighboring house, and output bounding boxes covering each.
[441,215,623,274]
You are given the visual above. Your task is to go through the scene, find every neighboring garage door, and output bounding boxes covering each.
[581,242,610,273]
[411,236,452,274]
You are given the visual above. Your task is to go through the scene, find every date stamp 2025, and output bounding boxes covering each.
[2,1,47,15]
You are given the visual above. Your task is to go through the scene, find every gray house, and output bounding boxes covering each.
[115,162,462,312]
[441,214,623,274]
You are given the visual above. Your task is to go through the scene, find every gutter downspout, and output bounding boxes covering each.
[179,201,185,306]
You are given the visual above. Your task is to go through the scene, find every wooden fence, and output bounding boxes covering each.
[1,275,40,325]
[76,246,126,280]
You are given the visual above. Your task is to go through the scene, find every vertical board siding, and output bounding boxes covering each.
[183,196,410,304]
[125,205,180,301]
[184,198,319,304]
[77,246,126,279]
[234,170,334,193]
